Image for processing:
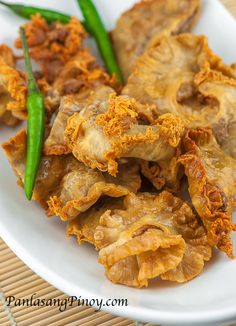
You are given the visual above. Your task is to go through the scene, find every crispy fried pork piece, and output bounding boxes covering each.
[68,191,210,287]
[65,91,186,176]
[2,129,79,207]
[99,192,211,287]
[47,161,141,221]
[178,128,236,257]
[16,14,114,120]
[44,86,114,155]
[2,129,141,220]
[15,14,113,91]
[123,34,236,157]
[123,34,235,114]
[0,46,26,125]
[112,0,200,80]
[15,15,86,83]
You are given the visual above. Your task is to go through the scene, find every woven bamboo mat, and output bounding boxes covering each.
[0,1,236,326]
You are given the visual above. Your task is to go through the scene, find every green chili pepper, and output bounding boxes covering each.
[77,0,123,83]
[0,1,89,31]
[20,27,45,200]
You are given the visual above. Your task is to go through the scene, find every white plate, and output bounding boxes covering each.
[0,1,236,325]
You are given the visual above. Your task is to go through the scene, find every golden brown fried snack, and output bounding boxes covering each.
[2,129,81,207]
[48,161,141,221]
[15,15,86,83]
[68,191,210,287]
[65,91,186,176]
[178,128,236,257]
[0,46,26,125]
[2,129,141,220]
[44,86,114,155]
[99,192,211,287]
[16,15,114,120]
[123,34,236,157]
[112,0,200,80]
[15,14,113,94]
[123,34,235,115]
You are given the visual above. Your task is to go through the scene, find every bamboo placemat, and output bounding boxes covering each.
[0,1,236,326]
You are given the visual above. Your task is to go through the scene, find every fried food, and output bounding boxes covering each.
[15,14,86,83]
[123,33,235,114]
[65,90,186,176]
[2,129,69,207]
[99,192,211,287]
[2,0,236,289]
[123,34,236,157]
[2,129,141,220]
[112,0,200,80]
[0,45,26,125]
[15,14,113,96]
[178,128,236,257]
[47,161,141,221]
[69,191,211,287]
[15,14,114,123]
[44,86,114,155]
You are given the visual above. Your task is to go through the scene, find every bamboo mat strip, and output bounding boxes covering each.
[0,1,236,326]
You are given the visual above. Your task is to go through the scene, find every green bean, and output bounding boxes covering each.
[77,0,123,83]
[0,1,89,30]
[20,27,45,200]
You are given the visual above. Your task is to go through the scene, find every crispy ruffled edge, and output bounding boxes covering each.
[67,214,98,247]
[47,181,138,221]
[2,128,26,178]
[99,218,185,287]
[161,242,212,283]
[178,128,235,258]
[104,113,186,176]
[98,219,186,288]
